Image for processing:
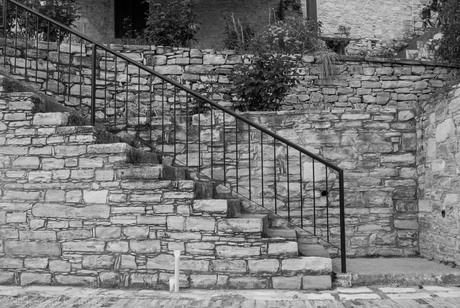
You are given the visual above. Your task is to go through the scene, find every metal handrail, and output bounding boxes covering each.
[2,0,347,272]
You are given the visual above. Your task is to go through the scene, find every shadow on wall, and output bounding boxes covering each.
[190,0,282,49]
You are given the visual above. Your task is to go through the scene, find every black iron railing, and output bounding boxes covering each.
[1,0,347,272]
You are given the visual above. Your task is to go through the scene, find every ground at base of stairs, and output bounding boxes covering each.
[0,285,460,307]
[333,257,460,287]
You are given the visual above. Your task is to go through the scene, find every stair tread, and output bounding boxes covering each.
[298,243,330,258]
[266,228,297,240]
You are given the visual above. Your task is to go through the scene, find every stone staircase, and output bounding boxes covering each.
[0,80,333,289]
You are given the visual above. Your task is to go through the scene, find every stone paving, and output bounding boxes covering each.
[0,285,460,307]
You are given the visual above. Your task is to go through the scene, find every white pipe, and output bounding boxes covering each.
[174,250,180,293]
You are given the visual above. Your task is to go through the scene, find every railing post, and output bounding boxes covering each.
[90,43,97,126]
[339,169,347,273]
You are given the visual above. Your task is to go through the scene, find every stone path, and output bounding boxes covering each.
[1,285,460,307]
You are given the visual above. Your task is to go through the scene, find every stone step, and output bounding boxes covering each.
[298,243,331,258]
[268,241,299,257]
[87,143,161,164]
[115,165,164,180]
[32,112,70,126]
[218,214,268,235]
[191,199,242,218]
[266,228,298,240]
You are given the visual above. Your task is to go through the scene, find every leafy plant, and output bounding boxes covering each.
[5,0,80,41]
[435,0,460,65]
[420,0,460,65]
[232,53,298,111]
[231,16,336,111]
[124,0,198,47]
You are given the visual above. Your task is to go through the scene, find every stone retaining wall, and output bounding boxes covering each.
[184,106,418,256]
[2,41,459,116]
[0,93,330,288]
[417,83,460,266]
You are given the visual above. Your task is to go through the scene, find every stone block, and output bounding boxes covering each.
[272,276,302,289]
[55,275,98,287]
[181,259,210,272]
[154,65,183,75]
[0,257,23,269]
[57,230,92,240]
[138,216,166,225]
[302,275,332,290]
[381,154,415,165]
[228,277,268,289]
[107,241,129,253]
[49,260,71,272]
[32,113,68,126]
[185,217,216,232]
[211,260,246,273]
[123,227,149,238]
[216,246,260,258]
[5,241,61,257]
[193,199,228,215]
[147,254,175,270]
[158,273,189,288]
[394,220,419,230]
[83,190,108,204]
[268,242,298,256]
[62,241,105,253]
[33,203,110,219]
[282,257,332,274]
[20,272,52,286]
[190,274,218,288]
[167,216,185,231]
[19,231,56,241]
[6,212,27,223]
[130,273,158,287]
[130,240,161,254]
[98,272,119,287]
[25,258,48,269]
[248,259,279,273]
[12,156,40,169]
[186,242,215,255]
[203,54,226,65]
[82,255,115,269]
[0,271,15,284]
[45,190,66,202]
[120,255,137,269]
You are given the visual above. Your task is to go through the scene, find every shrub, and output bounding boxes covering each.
[124,0,199,47]
[435,0,460,64]
[6,0,80,41]
[232,53,298,111]
[420,0,460,65]
[231,16,336,111]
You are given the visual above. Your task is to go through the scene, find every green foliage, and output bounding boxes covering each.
[230,16,336,111]
[123,0,199,47]
[232,53,298,111]
[251,17,322,55]
[435,0,460,65]
[7,0,80,41]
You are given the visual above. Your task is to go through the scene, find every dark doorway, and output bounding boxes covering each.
[115,0,149,38]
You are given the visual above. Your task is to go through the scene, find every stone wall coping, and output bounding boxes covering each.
[105,44,460,69]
